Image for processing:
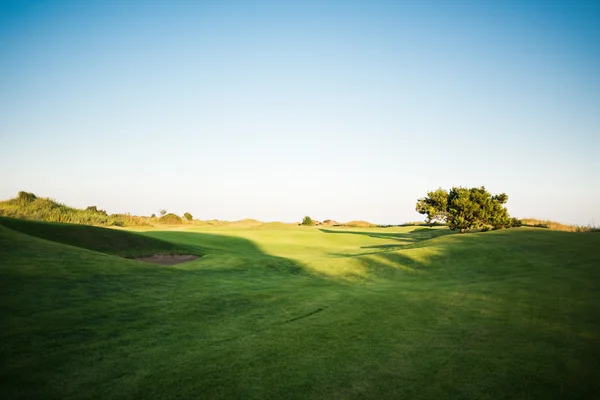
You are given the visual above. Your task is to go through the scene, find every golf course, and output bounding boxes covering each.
[1,216,599,399]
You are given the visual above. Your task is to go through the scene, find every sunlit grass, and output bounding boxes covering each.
[521,218,599,232]
[1,220,599,399]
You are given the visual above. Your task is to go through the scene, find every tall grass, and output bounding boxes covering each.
[0,191,150,227]
[521,218,598,232]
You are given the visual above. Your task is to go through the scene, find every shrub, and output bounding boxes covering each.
[301,216,314,226]
[18,191,37,203]
[184,212,193,221]
[159,213,183,224]
[86,206,107,215]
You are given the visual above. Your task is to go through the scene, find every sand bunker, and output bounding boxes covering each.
[133,254,199,266]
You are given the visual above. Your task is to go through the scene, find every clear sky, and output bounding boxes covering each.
[1,0,599,225]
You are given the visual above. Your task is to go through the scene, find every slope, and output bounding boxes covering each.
[0,217,201,257]
[1,224,599,399]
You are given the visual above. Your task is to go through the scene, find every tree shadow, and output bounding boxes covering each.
[319,227,456,253]
[138,230,307,276]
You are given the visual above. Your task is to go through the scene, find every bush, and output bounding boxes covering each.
[184,212,193,221]
[510,217,522,227]
[301,216,314,226]
[86,206,107,216]
[18,191,37,203]
[159,213,183,224]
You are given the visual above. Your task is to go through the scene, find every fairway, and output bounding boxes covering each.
[1,219,599,399]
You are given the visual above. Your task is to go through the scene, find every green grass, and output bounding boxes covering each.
[0,217,200,257]
[1,220,599,399]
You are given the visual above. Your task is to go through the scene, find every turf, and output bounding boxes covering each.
[0,217,200,257]
[1,221,599,399]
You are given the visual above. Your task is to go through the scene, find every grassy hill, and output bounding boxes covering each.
[0,191,149,227]
[0,217,201,257]
[1,223,599,399]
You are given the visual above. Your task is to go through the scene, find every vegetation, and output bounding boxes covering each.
[158,213,183,225]
[521,218,599,232]
[417,186,521,232]
[184,212,193,221]
[301,216,314,226]
[1,222,599,399]
[85,205,107,215]
[159,209,167,216]
[0,191,149,227]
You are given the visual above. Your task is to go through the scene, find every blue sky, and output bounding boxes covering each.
[1,0,599,224]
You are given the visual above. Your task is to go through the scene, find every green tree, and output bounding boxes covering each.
[301,216,314,226]
[415,188,448,225]
[159,209,167,216]
[184,212,193,221]
[416,186,520,233]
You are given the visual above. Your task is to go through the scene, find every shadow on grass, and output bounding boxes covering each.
[141,230,444,283]
[139,230,307,276]
[4,223,600,399]
[320,227,456,253]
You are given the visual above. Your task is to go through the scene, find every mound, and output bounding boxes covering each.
[321,219,340,226]
[343,220,376,228]
[158,213,183,224]
[0,217,200,257]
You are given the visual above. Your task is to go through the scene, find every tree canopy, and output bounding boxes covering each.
[416,186,521,232]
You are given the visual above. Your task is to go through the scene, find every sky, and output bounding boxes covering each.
[1,0,599,225]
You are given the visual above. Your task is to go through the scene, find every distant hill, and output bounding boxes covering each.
[342,220,376,228]
[321,219,340,226]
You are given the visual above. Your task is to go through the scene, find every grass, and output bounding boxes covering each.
[1,220,599,399]
[0,217,200,258]
[521,218,599,232]
[0,192,150,227]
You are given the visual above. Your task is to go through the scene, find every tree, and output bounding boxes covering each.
[184,212,193,221]
[159,209,167,216]
[416,186,520,233]
[415,188,448,225]
[301,216,314,226]
[150,213,156,218]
